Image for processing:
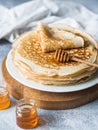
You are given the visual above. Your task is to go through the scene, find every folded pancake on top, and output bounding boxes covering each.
[11,22,98,85]
[37,22,84,52]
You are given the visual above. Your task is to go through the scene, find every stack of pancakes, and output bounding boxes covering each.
[11,23,98,85]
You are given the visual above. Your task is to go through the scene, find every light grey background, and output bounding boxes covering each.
[0,0,98,13]
[0,0,98,130]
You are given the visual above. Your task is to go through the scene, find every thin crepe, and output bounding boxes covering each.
[11,23,98,85]
[37,22,84,52]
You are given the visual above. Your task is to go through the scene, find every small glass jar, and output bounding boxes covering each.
[0,86,10,110]
[16,98,38,129]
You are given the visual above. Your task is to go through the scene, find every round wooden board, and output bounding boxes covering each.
[2,57,98,110]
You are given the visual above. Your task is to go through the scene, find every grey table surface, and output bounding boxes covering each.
[0,0,98,130]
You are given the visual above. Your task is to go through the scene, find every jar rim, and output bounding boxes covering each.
[0,86,9,96]
[16,98,36,112]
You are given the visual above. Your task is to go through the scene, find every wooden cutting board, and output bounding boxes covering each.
[2,57,98,110]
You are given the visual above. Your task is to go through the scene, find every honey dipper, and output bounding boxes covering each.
[54,49,98,68]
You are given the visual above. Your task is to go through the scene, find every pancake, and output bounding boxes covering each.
[37,22,84,52]
[11,23,98,85]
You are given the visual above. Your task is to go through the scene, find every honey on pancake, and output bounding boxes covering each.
[0,87,10,110]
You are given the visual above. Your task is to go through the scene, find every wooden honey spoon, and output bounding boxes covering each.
[54,49,98,68]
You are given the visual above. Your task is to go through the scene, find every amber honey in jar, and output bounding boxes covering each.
[16,98,38,129]
[0,86,10,110]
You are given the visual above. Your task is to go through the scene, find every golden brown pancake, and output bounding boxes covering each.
[11,23,98,85]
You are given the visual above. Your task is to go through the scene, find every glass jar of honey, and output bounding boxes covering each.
[16,98,38,129]
[0,86,10,110]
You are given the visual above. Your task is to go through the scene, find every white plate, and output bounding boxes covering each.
[6,50,98,93]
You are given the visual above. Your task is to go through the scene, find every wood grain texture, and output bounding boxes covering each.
[2,57,98,110]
